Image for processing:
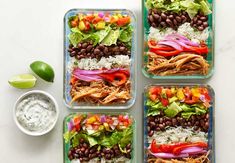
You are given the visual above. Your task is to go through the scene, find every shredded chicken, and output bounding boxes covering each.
[146,52,209,76]
[70,80,131,105]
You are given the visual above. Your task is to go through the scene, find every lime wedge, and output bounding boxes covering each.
[8,74,36,89]
[30,61,55,82]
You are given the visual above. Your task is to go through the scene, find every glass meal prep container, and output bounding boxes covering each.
[64,9,137,109]
[142,0,215,79]
[143,84,215,163]
[63,112,136,163]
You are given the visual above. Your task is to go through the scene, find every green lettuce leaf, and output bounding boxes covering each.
[72,134,98,147]
[181,112,196,120]
[119,127,133,148]
[68,32,83,47]
[101,29,120,46]
[119,25,133,43]
[100,132,122,148]
[63,131,77,144]
[95,26,111,42]
[200,1,212,15]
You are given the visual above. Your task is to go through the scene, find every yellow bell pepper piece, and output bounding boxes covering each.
[177,88,185,100]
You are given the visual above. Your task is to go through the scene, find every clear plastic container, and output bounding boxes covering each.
[63,9,137,109]
[63,112,136,163]
[143,84,215,162]
[142,0,215,79]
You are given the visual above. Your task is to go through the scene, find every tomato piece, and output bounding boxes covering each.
[116,17,131,26]
[150,139,161,153]
[118,115,124,121]
[160,98,169,107]
[92,17,103,24]
[149,87,162,96]
[71,20,78,27]
[84,21,91,31]
[166,89,173,98]
[84,15,95,22]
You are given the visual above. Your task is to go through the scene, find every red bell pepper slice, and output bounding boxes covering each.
[172,142,208,155]
[150,139,162,153]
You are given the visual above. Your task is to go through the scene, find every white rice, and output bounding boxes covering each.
[148,126,208,145]
[148,22,210,43]
[68,55,131,71]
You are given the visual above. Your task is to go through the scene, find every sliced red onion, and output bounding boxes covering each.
[200,95,206,102]
[67,121,74,131]
[158,40,183,50]
[150,152,189,159]
[175,40,191,49]
[123,115,129,120]
[100,115,106,123]
[104,16,110,22]
[181,147,207,155]
[165,33,188,41]
[73,74,102,82]
[73,68,126,75]
[165,34,199,47]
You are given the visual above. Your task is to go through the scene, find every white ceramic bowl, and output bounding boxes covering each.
[13,90,59,136]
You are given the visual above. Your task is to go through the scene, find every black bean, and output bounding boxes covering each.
[86,45,93,52]
[166,18,173,26]
[105,154,111,160]
[151,22,157,28]
[198,26,204,31]
[173,19,178,26]
[94,48,101,55]
[161,13,167,20]
[159,124,165,130]
[80,49,86,54]
[175,16,181,23]
[172,118,177,126]
[197,20,203,25]
[203,22,209,28]
[148,130,154,137]
[153,13,160,20]
[200,16,207,21]
[152,9,157,14]
[169,15,174,20]
[149,15,154,23]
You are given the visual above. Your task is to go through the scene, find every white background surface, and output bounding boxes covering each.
[0,0,228,162]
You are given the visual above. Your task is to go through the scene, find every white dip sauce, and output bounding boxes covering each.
[16,93,57,132]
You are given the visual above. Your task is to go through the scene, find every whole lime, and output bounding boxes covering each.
[30,61,55,82]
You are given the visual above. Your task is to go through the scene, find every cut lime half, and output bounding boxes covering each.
[8,74,37,89]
